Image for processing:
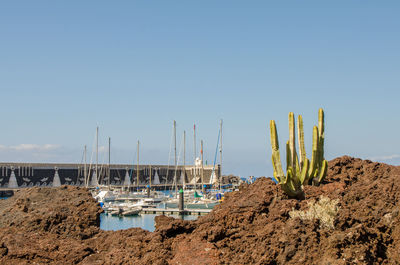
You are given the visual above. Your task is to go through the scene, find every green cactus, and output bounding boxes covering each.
[270,115,309,199]
[269,108,327,198]
[307,109,328,186]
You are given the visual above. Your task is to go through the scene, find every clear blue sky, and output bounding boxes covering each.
[1,1,399,177]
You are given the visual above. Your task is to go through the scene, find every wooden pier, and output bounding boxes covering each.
[140,208,212,216]
[0,188,19,191]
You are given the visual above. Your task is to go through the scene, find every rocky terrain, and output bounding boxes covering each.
[220,174,241,185]
[0,156,400,264]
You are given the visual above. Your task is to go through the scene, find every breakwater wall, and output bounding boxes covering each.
[0,162,220,188]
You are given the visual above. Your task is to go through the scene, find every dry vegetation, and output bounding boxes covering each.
[289,196,340,229]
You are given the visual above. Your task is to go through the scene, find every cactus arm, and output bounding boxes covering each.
[318,108,324,146]
[270,120,279,151]
[282,167,304,199]
[289,161,301,189]
[312,108,326,186]
[308,126,319,180]
[272,151,284,183]
[316,159,328,184]
[272,155,280,183]
[288,113,300,180]
[289,113,300,175]
[286,141,291,171]
[285,167,298,196]
[295,153,300,176]
[297,115,306,169]
[270,120,285,182]
[286,167,295,191]
[272,154,284,183]
[299,158,309,184]
[317,108,325,167]
[288,112,296,171]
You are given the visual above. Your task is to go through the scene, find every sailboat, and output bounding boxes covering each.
[187,121,226,205]
[53,168,61,187]
[8,168,18,188]
[83,127,100,187]
[153,169,161,185]
[209,170,217,186]
[90,169,99,187]
[163,123,221,210]
[123,169,131,186]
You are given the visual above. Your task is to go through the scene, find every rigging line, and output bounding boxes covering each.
[164,123,174,191]
[97,142,103,184]
[173,131,185,190]
[129,144,137,183]
[211,128,221,188]
[80,147,85,165]
[100,152,105,183]
[99,144,107,184]
[86,129,97,187]
[78,147,85,177]
[116,168,122,185]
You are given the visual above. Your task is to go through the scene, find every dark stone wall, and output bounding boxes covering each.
[0,165,218,187]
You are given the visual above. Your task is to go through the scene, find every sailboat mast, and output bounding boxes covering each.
[149,165,152,187]
[201,140,204,192]
[84,145,87,187]
[173,121,177,195]
[174,121,177,170]
[193,123,196,191]
[96,126,99,183]
[183,130,186,188]
[108,137,111,188]
[219,119,223,190]
[137,140,140,189]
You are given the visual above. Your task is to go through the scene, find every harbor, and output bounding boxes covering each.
[93,182,229,221]
[0,120,231,231]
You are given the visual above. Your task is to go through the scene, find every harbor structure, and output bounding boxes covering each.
[0,162,220,190]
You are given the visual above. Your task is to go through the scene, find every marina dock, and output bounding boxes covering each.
[140,208,212,216]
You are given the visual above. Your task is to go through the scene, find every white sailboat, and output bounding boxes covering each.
[8,169,18,188]
[123,170,131,186]
[153,169,160,185]
[209,170,217,185]
[90,170,99,186]
[53,168,61,187]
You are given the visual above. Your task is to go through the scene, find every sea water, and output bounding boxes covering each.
[100,213,198,232]
[1,196,197,232]
[2,191,204,232]
[99,189,212,232]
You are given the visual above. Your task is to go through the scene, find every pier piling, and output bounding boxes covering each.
[178,188,184,213]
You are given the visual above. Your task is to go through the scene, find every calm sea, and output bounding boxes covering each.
[1,195,200,232]
[100,213,198,232]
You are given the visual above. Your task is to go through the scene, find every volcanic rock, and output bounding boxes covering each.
[0,156,399,264]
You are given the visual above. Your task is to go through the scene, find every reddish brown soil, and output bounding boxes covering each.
[1,156,400,264]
